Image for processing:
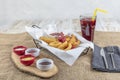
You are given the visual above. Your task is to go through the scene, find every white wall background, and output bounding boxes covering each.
[0,0,120,29]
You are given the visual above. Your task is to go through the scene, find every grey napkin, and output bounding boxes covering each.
[92,44,120,72]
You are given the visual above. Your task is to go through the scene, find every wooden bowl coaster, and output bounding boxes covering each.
[11,52,58,78]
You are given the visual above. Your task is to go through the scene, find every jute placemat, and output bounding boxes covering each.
[1,32,120,80]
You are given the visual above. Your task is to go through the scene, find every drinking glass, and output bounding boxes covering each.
[80,14,96,42]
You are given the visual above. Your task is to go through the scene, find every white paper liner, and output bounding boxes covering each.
[25,26,94,66]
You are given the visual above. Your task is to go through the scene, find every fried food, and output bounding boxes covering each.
[39,33,81,51]
[64,43,72,51]
[49,41,62,48]
[40,36,57,44]
[68,34,77,45]
[65,35,71,42]
[73,40,81,47]
[57,41,68,50]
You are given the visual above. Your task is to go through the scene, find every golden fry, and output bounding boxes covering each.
[40,36,57,44]
[57,41,68,50]
[73,40,81,47]
[40,33,81,51]
[64,43,72,51]
[49,41,62,48]
[69,34,77,45]
[66,36,71,42]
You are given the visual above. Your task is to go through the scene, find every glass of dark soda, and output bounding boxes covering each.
[80,14,96,42]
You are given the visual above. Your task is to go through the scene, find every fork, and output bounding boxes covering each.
[107,46,116,69]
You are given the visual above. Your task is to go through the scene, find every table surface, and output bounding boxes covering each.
[1,32,120,80]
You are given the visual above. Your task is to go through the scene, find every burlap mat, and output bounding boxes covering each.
[0,32,120,80]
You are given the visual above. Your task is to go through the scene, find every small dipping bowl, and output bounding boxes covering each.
[25,48,40,57]
[20,54,35,66]
[36,58,54,71]
[13,46,27,56]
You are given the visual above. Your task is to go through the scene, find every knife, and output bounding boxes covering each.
[100,48,108,69]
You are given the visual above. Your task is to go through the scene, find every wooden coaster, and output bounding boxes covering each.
[11,52,58,78]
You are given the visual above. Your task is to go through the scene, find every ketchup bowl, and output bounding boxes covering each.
[20,54,35,66]
[13,46,27,56]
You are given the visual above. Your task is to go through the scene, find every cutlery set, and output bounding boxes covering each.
[100,46,116,69]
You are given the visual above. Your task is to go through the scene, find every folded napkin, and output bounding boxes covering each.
[92,44,120,72]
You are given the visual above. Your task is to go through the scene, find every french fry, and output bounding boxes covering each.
[40,36,57,44]
[49,41,62,48]
[64,43,72,51]
[69,34,77,45]
[65,35,71,42]
[73,40,81,47]
[39,33,81,50]
[57,41,68,50]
